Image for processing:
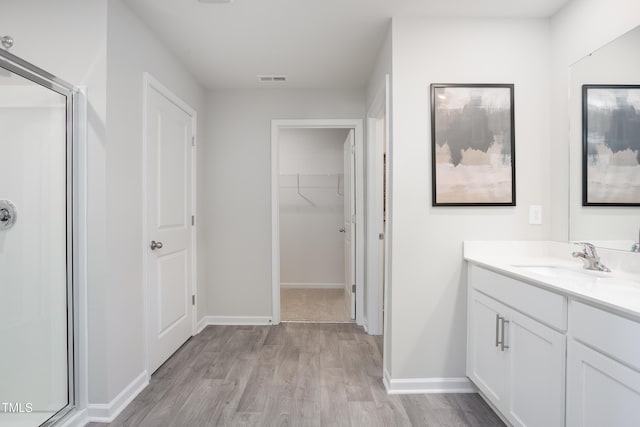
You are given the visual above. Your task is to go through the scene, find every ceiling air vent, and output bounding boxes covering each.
[258,75,287,83]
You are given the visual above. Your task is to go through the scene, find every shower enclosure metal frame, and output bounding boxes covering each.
[0,48,79,426]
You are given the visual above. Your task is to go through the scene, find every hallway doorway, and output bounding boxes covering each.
[277,127,354,323]
[271,120,364,325]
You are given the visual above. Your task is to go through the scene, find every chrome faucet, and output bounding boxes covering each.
[632,227,640,253]
[572,242,611,272]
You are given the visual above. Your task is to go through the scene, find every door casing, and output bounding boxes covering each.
[343,129,356,319]
[365,74,390,336]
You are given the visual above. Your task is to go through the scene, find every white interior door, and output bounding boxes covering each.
[145,79,194,374]
[343,130,356,319]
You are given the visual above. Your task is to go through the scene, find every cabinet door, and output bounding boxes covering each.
[567,340,640,427]
[467,290,508,408]
[505,308,566,427]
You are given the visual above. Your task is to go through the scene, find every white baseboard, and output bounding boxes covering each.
[383,368,392,391]
[59,408,88,427]
[383,371,477,394]
[87,371,148,423]
[197,315,272,332]
[280,282,343,289]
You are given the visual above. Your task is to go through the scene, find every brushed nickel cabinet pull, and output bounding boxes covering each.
[501,318,510,351]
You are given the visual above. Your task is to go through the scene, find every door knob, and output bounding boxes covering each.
[150,240,163,250]
[0,200,17,231]
[339,228,345,233]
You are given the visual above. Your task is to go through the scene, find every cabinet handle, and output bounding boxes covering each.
[496,315,502,347]
[501,318,510,351]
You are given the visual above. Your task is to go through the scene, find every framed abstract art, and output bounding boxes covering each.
[431,84,516,206]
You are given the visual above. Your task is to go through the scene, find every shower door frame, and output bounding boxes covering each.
[0,48,81,426]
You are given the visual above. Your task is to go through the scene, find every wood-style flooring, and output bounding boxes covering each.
[89,323,504,427]
[280,288,353,322]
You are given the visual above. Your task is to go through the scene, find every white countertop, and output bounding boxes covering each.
[464,241,640,321]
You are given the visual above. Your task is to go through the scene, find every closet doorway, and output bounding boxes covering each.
[271,120,364,325]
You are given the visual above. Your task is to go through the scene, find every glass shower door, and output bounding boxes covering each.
[0,55,75,427]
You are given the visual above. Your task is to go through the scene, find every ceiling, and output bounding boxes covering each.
[124,0,570,90]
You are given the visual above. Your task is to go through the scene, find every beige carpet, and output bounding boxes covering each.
[280,288,354,322]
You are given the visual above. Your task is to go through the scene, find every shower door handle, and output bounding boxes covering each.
[150,240,163,250]
[0,200,17,230]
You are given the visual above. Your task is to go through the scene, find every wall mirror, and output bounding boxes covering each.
[569,25,640,252]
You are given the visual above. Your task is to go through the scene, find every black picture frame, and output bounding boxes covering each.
[582,84,640,206]
[430,83,516,206]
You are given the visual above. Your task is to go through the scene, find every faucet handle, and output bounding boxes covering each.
[572,242,611,272]
[574,241,597,257]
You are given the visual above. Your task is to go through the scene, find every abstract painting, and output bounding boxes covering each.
[583,85,640,206]
[431,84,515,206]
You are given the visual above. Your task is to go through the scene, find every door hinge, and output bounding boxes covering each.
[192,295,196,305]
[192,136,195,146]
[379,233,384,240]
[192,215,195,226]
[352,284,356,293]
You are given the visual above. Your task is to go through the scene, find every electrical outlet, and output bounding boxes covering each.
[529,205,542,225]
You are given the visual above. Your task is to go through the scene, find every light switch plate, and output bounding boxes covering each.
[529,205,542,225]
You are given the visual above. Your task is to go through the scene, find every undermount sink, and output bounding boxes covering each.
[511,265,611,280]
[510,264,640,292]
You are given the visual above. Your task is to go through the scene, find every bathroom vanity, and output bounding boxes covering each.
[464,241,640,427]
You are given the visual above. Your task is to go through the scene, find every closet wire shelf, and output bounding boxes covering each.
[279,173,344,197]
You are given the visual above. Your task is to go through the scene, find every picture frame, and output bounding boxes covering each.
[582,84,640,206]
[430,83,516,206]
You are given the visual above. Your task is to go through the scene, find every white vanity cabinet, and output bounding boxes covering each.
[464,241,640,426]
[566,302,640,426]
[467,265,567,427]
[468,290,508,407]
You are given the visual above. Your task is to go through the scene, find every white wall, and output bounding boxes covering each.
[202,89,364,317]
[389,18,551,380]
[550,0,640,243]
[366,25,392,107]
[279,128,348,286]
[103,0,206,404]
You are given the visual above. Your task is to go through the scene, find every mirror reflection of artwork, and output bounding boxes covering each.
[583,85,640,206]
[431,84,515,206]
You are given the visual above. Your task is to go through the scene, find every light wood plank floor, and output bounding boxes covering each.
[89,324,503,427]
[280,288,353,322]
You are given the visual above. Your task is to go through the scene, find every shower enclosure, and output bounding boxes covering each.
[0,48,78,426]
